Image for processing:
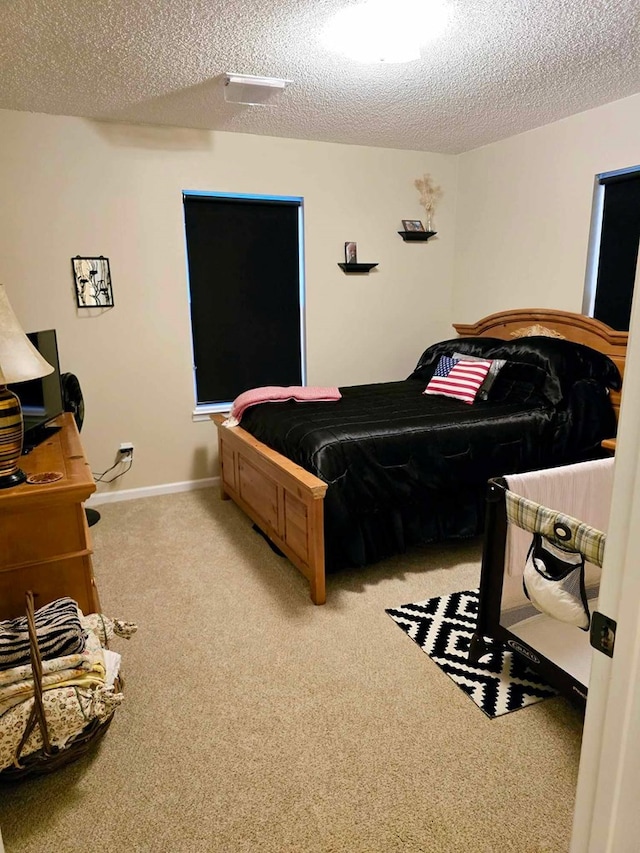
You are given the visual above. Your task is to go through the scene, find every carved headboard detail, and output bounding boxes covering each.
[509,324,565,339]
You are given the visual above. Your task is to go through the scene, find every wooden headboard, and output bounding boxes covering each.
[453,308,628,422]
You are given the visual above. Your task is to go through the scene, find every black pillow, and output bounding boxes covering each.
[410,335,621,406]
[485,361,550,404]
[481,337,621,404]
[409,337,504,382]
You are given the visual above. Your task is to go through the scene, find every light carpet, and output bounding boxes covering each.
[0,490,584,852]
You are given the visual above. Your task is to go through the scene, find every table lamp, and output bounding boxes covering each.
[0,284,54,488]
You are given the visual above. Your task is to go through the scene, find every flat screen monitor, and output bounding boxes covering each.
[9,329,64,451]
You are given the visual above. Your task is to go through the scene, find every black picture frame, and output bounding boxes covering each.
[402,219,425,232]
[344,242,358,264]
[72,256,114,308]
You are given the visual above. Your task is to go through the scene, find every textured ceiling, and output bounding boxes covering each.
[1,0,639,154]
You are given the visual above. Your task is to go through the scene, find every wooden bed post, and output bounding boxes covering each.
[308,493,326,605]
[216,418,231,501]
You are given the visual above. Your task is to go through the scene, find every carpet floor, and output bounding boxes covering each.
[0,489,584,852]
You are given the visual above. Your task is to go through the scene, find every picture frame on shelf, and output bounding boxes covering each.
[344,242,358,264]
[402,220,425,232]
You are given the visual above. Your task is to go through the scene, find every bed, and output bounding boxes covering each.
[212,308,627,604]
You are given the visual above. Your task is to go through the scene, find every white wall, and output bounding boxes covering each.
[0,110,458,494]
[4,94,639,495]
[453,93,640,322]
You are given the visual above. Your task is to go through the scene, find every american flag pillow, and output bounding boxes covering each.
[424,355,493,405]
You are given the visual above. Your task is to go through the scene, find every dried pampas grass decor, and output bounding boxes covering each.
[414,173,443,231]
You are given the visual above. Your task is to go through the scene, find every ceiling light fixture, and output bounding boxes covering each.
[224,73,290,106]
[320,0,449,64]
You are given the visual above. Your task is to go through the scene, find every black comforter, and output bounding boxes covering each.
[240,336,620,570]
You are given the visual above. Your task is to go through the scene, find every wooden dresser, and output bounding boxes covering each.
[0,412,101,620]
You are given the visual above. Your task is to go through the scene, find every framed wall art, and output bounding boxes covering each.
[72,256,114,308]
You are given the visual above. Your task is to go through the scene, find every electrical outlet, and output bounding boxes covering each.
[118,442,134,460]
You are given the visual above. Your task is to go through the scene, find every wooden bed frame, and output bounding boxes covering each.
[212,308,628,605]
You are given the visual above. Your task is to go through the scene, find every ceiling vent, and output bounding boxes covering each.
[224,73,290,106]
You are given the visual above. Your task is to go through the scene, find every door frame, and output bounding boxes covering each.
[571,261,640,851]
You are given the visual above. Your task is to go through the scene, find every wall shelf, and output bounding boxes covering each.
[337,262,378,273]
[398,231,437,242]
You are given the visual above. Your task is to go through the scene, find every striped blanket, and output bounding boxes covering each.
[0,597,86,671]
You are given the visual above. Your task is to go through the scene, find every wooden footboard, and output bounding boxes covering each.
[211,414,328,604]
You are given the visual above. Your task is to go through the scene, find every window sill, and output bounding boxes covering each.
[192,403,231,422]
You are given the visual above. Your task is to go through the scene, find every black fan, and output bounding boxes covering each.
[60,373,100,527]
[60,373,85,431]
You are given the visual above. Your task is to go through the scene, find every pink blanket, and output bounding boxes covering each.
[223,385,342,426]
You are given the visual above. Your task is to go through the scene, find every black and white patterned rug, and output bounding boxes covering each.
[386,589,557,718]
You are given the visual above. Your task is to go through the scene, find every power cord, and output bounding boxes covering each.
[93,453,134,484]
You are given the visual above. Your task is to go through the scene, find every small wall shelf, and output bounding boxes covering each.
[398,231,437,242]
[337,262,378,273]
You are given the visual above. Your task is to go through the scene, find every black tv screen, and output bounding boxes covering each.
[9,329,64,448]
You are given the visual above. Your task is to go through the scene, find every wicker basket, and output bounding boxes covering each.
[0,591,120,782]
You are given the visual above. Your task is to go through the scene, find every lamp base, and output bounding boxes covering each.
[0,385,25,488]
[0,468,27,489]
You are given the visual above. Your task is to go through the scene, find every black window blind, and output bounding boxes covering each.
[184,195,303,404]
[593,173,640,331]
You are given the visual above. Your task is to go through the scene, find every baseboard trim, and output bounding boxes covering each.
[86,477,219,506]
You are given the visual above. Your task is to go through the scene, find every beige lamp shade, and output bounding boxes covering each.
[0,284,53,384]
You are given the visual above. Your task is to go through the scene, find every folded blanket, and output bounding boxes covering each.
[0,598,86,672]
[0,652,89,688]
[223,385,342,427]
[0,608,133,771]
[0,630,105,714]
[0,613,112,689]
[0,683,124,771]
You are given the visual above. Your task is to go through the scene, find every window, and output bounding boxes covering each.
[583,166,640,331]
[183,192,306,414]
